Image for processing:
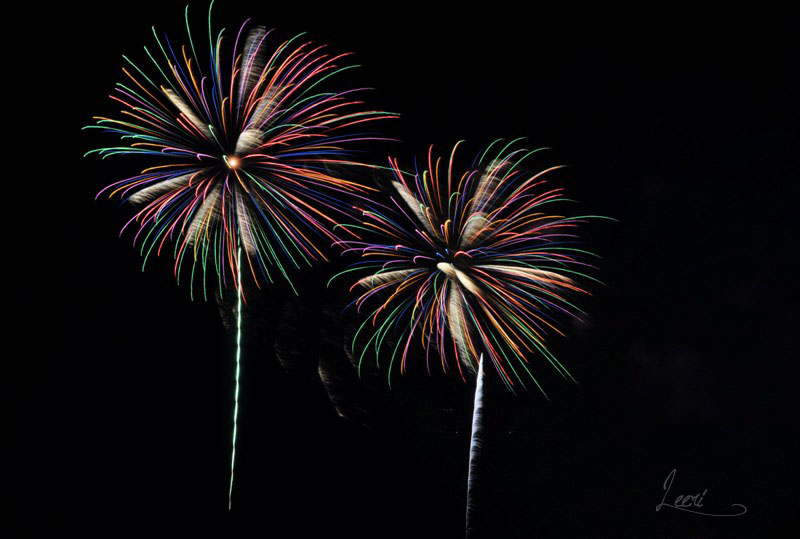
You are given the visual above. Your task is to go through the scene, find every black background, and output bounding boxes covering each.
[12,1,799,537]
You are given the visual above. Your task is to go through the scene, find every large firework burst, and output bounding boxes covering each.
[336,140,601,395]
[85,4,395,297]
[84,3,395,509]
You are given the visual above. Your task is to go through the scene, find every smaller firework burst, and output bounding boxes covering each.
[334,140,602,394]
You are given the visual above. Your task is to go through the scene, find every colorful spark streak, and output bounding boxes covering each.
[334,140,602,394]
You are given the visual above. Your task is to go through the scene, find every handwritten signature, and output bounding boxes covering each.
[655,468,747,517]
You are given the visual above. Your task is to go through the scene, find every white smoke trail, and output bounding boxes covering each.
[466,355,485,537]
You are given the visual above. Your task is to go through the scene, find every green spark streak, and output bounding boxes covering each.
[228,245,243,511]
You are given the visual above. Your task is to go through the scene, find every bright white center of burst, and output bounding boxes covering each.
[436,262,458,278]
[225,156,240,169]
[437,262,482,296]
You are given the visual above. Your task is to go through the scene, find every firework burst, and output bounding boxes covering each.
[85,3,396,298]
[335,140,601,395]
[84,3,395,509]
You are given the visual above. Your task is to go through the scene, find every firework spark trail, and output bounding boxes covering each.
[466,355,484,537]
[229,245,243,510]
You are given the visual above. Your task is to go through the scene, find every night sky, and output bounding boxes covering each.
[12,1,799,537]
